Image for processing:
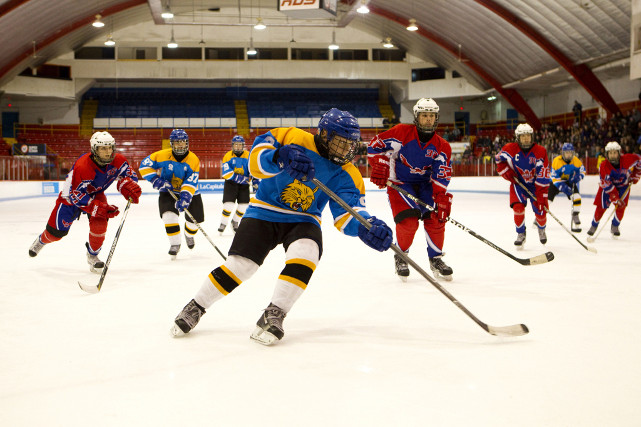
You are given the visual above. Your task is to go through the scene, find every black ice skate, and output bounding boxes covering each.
[171,299,206,337]
[571,212,581,233]
[185,234,195,249]
[394,252,410,282]
[85,243,105,274]
[250,303,287,346]
[537,227,547,244]
[587,225,597,236]
[514,231,526,250]
[611,224,620,238]
[169,244,181,260]
[231,220,239,233]
[29,236,45,257]
[429,256,453,281]
[217,223,226,235]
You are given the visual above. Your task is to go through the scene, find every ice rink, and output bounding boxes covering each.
[2,176,640,427]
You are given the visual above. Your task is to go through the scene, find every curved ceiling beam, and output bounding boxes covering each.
[0,0,146,83]
[475,0,620,115]
[369,5,541,129]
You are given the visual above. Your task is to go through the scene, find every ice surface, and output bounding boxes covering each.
[1,176,640,426]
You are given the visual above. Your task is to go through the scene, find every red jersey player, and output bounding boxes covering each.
[495,123,551,249]
[28,131,141,272]
[368,98,454,281]
[587,141,641,238]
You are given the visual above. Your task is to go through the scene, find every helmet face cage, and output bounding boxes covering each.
[413,98,439,133]
[170,129,189,155]
[90,131,116,165]
[231,135,245,155]
[561,142,574,162]
[515,123,534,150]
[318,108,361,165]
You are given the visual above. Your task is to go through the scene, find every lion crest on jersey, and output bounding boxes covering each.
[280,180,318,212]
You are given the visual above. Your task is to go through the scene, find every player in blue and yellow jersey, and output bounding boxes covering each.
[171,108,393,346]
[218,135,251,234]
[548,142,585,232]
[139,129,202,259]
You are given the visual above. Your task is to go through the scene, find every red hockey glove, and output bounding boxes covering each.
[370,155,390,189]
[535,186,548,212]
[608,190,624,207]
[630,169,641,185]
[117,178,141,204]
[88,199,120,220]
[434,192,453,222]
[497,163,516,183]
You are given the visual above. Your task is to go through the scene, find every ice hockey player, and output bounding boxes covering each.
[587,141,641,238]
[495,123,551,248]
[139,129,202,259]
[218,135,251,234]
[28,131,141,272]
[368,97,454,281]
[548,142,585,232]
[171,108,393,345]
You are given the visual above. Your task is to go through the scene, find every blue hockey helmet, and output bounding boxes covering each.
[561,142,574,161]
[317,108,361,165]
[231,135,245,155]
[169,129,189,155]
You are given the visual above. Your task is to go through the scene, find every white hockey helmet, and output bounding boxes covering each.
[90,131,116,165]
[413,98,439,133]
[515,123,534,150]
[605,141,621,163]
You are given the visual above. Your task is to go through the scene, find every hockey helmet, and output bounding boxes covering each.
[561,142,575,162]
[231,135,245,156]
[605,141,621,164]
[170,129,189,155]
[515,123,534,151]
[90,131,116,166]
[413,98,439,133]
[317,108,361,166]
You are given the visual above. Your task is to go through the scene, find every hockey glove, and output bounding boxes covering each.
[88,199,120,220]
[557,182,572,198]
[117,178,141,204]
[252,178,260,193]
[568,172,581,185]
[175,191,192,212]
[608,190,624,207]
[497,163,516,183]
[276,144,315,181]
[358,216,393,252]
[535,186,549,212]
[630,169,641,185]
[151,176,172,191]
[231,173,249,185]
[370,155,390,189]
[434,192,453,222]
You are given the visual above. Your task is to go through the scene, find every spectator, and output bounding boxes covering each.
[573,100,583,125]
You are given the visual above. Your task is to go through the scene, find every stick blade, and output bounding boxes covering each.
[486,323,529,337]
[586,236,596,243]
[526,251,554,265]
[586,245,597,254]
[78,281,100,294]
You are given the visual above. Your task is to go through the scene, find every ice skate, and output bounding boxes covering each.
[394,252,410,282]
[429,255,453,281]
[171,299,206,337]
[250,303,286,346]
[611,224,620,238]
[217,223,226,235]
[28,236,45,257]
[587,225,597,236]
[537,227,547,244]
[571,212,581,233]
[85,243,105,274]
[185,234,195,249]
[231,220,239,233]
[514,231,526,250]
[169,244,181,260]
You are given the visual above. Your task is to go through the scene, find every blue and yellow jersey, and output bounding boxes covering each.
[221,150,250,181]
[139,148,200,196]
[246,127,372,237]
[551,155,585,184]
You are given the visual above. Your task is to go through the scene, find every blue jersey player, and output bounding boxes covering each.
[170,108,393,345]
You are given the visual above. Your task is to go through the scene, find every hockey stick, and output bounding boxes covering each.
[387,181,554,266]
[514,180,597,253]
[168,190,227,261]
[78,198,132,294]
[312,178,528,338]
[586,184,631,243]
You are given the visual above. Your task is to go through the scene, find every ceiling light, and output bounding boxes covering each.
[356,0,369,14]
[167,28,177,48]
[487,95,497,101]
[254,18,266,30]
[161,1,174,19]
[328,30,339,50]
[92,14,105,28]
[382,37,394,48]
[104,35,115,46]
[406,18,418,31]
[247,38,257,55]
